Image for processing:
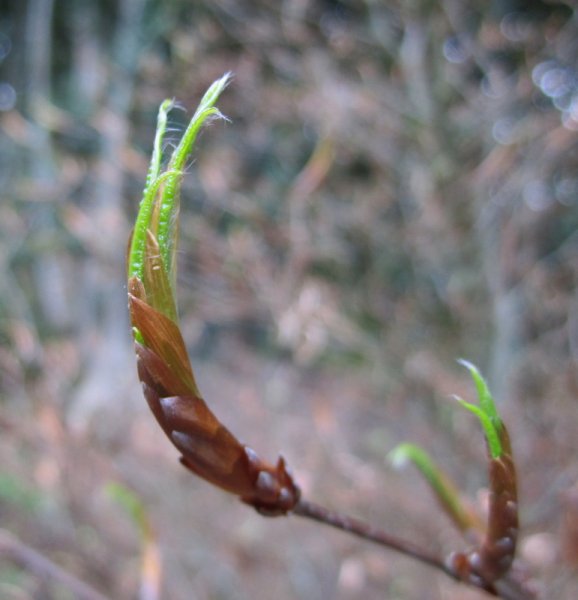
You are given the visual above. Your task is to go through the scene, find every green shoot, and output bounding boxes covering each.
[389,443,477,532]
[458,359,501,429]
[128,169,179,281]
[128,99,174,282]
[455,361,503,458]
[127,73,231,287]
[158,72,231,279]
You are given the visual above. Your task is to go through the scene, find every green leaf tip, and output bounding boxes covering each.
[389,444,448,493]
[389,442,429,470]
[457,359,500,426]
[388,443,477,532]
[389,443,448,495]
[127,74,231,304]
[456,360,504,458]
[168,72,232,174]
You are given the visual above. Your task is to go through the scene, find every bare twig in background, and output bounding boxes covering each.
[0,529,109,600]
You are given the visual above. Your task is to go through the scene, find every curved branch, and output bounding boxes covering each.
[292,499,535,600]
[293,498,453,576]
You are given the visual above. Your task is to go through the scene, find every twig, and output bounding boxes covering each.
[0,528,110,600]
[292,499,536,600]
[293,498,458,577]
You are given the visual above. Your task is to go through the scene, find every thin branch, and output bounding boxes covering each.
[292,498,536,600]
[0,528,110,600]
[293,498,458,579]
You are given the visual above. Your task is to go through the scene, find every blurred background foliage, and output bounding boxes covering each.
[1,0,578,598]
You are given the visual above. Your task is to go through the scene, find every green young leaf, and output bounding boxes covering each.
[128,99,174,282]
[146,99,174,192]
[127,73,231,293]
[458,359,501,429]
[389,443,478,532]
[455,360,504,459]
[157,72,232,280]
[128,169,179,282]
[127,74,301,516]
[455,396,502,459]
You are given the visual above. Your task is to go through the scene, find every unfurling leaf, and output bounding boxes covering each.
[127,75,300,515]
[447,362,518,586]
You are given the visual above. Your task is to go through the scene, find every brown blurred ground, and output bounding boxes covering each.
[1,1,577,598]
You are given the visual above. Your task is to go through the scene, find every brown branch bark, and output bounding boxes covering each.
[292,498,536,600]
[293,498,453,576]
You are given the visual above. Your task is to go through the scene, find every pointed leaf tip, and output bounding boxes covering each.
[457,359,500,426]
